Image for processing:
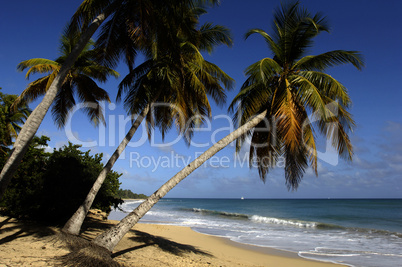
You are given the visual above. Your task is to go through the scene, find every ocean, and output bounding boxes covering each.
[108,198,402,267]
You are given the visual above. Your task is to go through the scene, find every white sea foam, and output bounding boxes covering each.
[119,199,144,212]
[250,215,317,228]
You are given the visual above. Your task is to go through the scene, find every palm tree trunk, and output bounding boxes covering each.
[0,13,106,200]
[62,104,151,235]
[91,110,268,252]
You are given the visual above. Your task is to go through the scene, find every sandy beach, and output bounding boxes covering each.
[0,212,341,266]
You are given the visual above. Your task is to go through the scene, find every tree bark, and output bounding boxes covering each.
[0,13,106,200]
[62,104,151,235]
[91,110,267,252]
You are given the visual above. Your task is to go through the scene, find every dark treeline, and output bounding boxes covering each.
[117,189,148,199]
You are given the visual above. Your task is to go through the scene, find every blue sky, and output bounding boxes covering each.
[1,0,401,198]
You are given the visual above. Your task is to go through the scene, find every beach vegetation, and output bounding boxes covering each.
[0,137,122,225]
[0,136,50,217]
[0,90,31,154]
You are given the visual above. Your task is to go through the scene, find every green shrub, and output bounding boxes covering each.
[0,137,123,225]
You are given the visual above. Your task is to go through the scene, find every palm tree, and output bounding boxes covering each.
[62,3,233,235]
[15,28,118,128]
[0,0,220,199]
[0,91,31,154]
[0,10,106,200]
[90,1,363,252]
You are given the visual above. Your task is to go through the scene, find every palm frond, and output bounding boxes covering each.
[51,82,76,128]
[6,123,18,139]
[17,59,59,79]
[315,99,355,161]
[118,59,153,101]
[245,29,281,58]
[284,143,308,190]
[290,73,327,115]
[95,6,140,69]
[272,1,330,65]
[275,80,304,152]
[248,115,282,179]
[123,75,155,116]
[190,60,234,107]
[79,64,120,82]
[301,117,318,175]
[73,75,110,126]
[198,23,233,53]
[298,71,351,106]
[67,0,114,34]
[244,57,282,84]
[14,76,50,106]
[293,50,364,71]
[229,77,274,127]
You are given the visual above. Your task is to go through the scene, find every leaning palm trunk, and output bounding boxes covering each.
[62,104,151,235]
[0,13,107,200]
[91,110,267,252]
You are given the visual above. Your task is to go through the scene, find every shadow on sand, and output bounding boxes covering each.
[112,229,212,258]
[0,216,56,246]
[58,215,212,267]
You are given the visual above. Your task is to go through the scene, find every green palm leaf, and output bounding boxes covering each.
[245,57,282,84]
[298,70,351,106]
[293,50,364,71]
[199,23,233,53]
[17,58,60,79]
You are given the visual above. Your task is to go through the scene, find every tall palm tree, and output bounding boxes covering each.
[62,3,233,235]
[15,28,118,128]
[0,91,31,154]
[90,1,363,252]
[0,0,220,199]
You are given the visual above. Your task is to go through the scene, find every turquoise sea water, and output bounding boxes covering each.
[109,199,402,267]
